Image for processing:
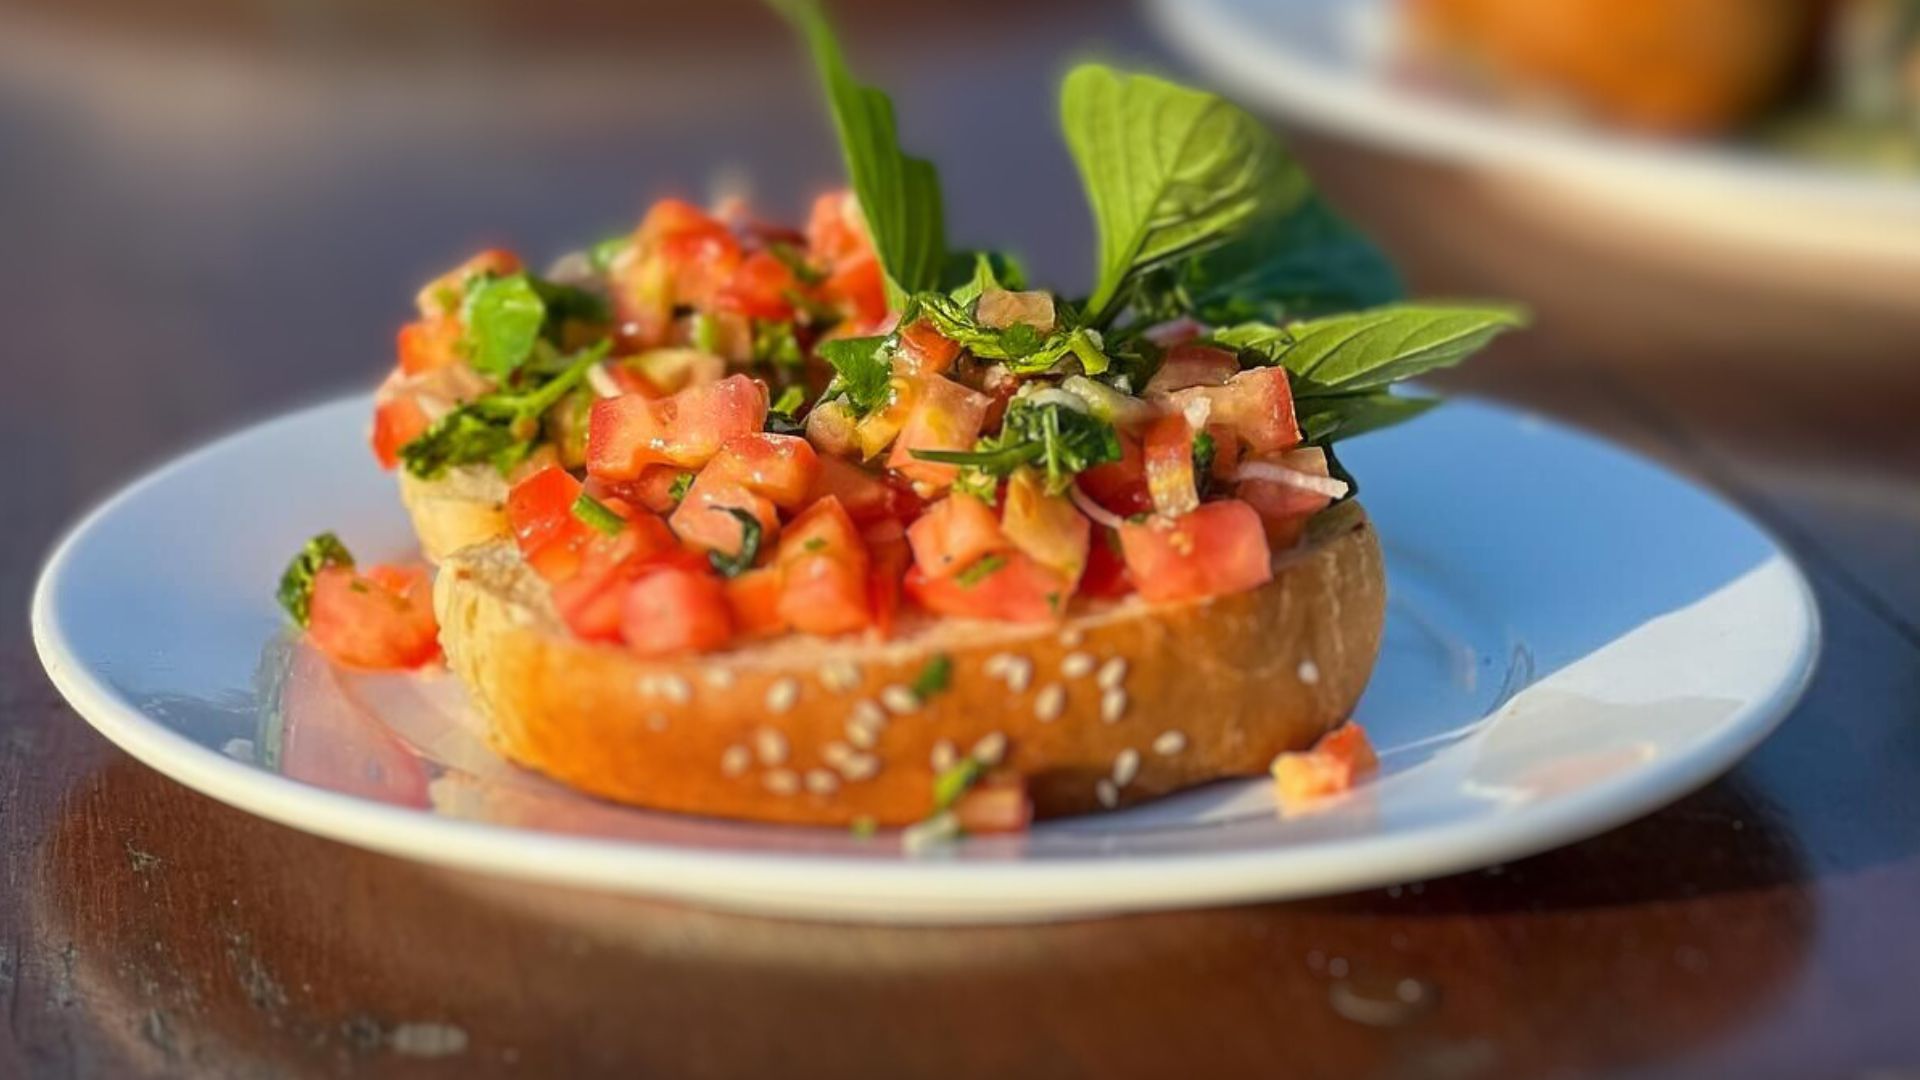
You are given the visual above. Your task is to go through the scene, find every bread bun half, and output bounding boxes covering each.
[433,502,1386,826]
[397,466,511,563]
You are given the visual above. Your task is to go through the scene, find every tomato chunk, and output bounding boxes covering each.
[669,475,779,558]
[1118,500,1273,604]
[895,320,962,376]
[587,374,769,479]
[907,494,1010,580]
[701,433,821,509]
[954,773,1033,834]
[370,394,430,471]
[806,455,918,524]
[1237,447,1337,549]
[1142,411,1201,518]
[548,516,687,641]
[724,567,789,639]
[775,497,871,635]
[307,564,440,670]
[1000,469,1091,584]
[1167,367,1300,455]
[905,551,1067,623]
[622,566,733,656]
[886,376,991,488]
[1272,723,1379,814]
[718,249,800,322]
[862,517,912,638]
[1075,431,1152,516]
[397,317,462,375]
[1143,343,1238,395]
[505,466,585,555]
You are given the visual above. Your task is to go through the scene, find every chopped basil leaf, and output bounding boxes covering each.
[705,507,764,578]
[913,398,1121,496]
[752,319,805,368]
[954,554,1006,588]
[667,472,694,506]
[911,291,1109,375]
[1191,429,1217,496]
[570,493,626,536]
[911,653,953,700]
[399,341,609,479]
[803,536,828,553]
[276,532,354,628]
[460,273,547,378]
[816,334,892,416]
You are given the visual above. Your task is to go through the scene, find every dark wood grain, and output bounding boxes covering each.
[3,2,1918,1077]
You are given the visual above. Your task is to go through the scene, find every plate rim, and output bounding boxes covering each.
[30,395,1822,921]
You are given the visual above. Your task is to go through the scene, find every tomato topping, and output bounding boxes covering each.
[1143,343,1238,395]
[370,393,430,471]
[307,564,440,670]
[805,190,870,267]
[612,199,742,344]
[775,497,871,635]
[1272,723,1379,814]
[724,567,790,639]
[862,517,912,637]
[622,566,733,656]
[823,254,888,327]
[1142,411,1201,518]
[700,433,821,510]
[415,248,522,320]
[895,320,962,376]
[1000,469,1091,584]
[548,516,687,641]
[907,494,1010,580]
[718,249,801,322]
[1237,447,1337,549]
[954,773,1033,834]
[396,317,461,375]
[1080,527,1134,600]
[1167,367,1300,455]
[598,465,694,515]
[905,551,1068,623]
[806,454,918,524]
[1075,431,1152,516]
[505,466,587,555]
[1118,500,1273,604]
[886,376,992,488]
[669,475,779,558]
[587,374,769,479]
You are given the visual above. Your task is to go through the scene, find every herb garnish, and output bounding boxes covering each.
[913,397,1121,497]
[816,334,892,416]
[400,341,610,479]
[570,493,626,537]
[667,472,694,506]
[705,507,765,578]
[954,554,1006,588]
[931,756,983,811]
[910,653,953,701]
[276,532,354,627]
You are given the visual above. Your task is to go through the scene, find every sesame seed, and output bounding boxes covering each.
[846,720,879,750]
[1097,657,1128,691]
[1298,660,1321,685]
[851,699,886,728]
[881,685,921,715]
[972,731,1008,766]
[763,769,799,795]
[1059,628,1085,648]
[1061,652,1096,678]
[820,660,861,693]
[704,667,735,690]
[1113,748,1140,787]
[930,739,957,772]
[805,769,839,795]
[1098,687,1128,724]
[754,728,789,766]
[1034,684,1066,722]
[658,675,691,704]
[1095,778,1119,809]
[1003,657,1034,693]
[983,653,1013,678]
[765,677,800,714]
[720,745,751,777]
[646,712,669,733]
[1152,731,1187,756]
[838,752,880,782]
[902,811,960,854]
[821,741,854,768]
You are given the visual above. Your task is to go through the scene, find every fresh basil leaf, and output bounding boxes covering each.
[1277,304,1525,391]
[531,277,611,328]
[781,0,945,307]
[915,397,1121,495]
[1208,321,1294,367]
[400,341,609,479]
[1295,390,1440,445]
[706,507,765,578]
[1134,195,1402,325]
[771,385,806,415]
[817,334,892,416]
[276,532,354,628]
[913,292,1109,375]
[1060,64,1305,321]
[459,273,547,377]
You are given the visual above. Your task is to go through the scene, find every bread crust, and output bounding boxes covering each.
[432,502,1386,826]
[397,466,511,563]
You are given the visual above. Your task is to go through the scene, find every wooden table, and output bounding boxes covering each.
[3,3,1917,1076]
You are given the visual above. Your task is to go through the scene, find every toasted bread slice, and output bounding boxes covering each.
[431,501,1386,826]
[397,466,511,563]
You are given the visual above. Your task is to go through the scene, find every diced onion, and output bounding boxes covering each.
[586,363,624,399]
[1023,387,1089,413]
[1178,394,1213,431]
[1069,482,1128,531]
[1233,460,1351,499]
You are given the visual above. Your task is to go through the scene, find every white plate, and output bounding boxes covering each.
[31,396,1817,923]
[1147,0,1920,270]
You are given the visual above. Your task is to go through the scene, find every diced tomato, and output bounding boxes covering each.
[621,566,733,656]
[775,497,871,635]
[505,466,586,555]
[1144,343,1238,395]
[804,399,861,459]
[1076,431,1152,516]
[1167,367,1300,455]
[598,465,694,515]
[415,248,522,320]
[669,475,779,558]
[612,199,742,343]
[895,320,962,376]
[1000,469,1091,584]
[718,249,800,322]
[905,551,1068,623]
[853,377,918,460]
[1143,316,1206,348]
[805,190,871,267]
[370,393,430,471]
[1118,499,1273,604]
[1207,423,1243,482]
[886,376,991,488]
[587,374,769,479]
[1142,411,1201,518]
[618,349,727,396]
[862,517,912,637]
[701,433,821,509]
[548,516,688,641]
[907,495,1010,580]
[397,317,461,375]
[805,454,915,526]
[307,564,440,670]
[823,254,889,327]
[1272,723,1379,814]
[1080,527,1134,600]
[724,567,789,639]
[1237,447,1336,549]
[954,772,1033,834]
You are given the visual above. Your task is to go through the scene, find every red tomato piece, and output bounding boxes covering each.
[596,465,694,516]
[396,317,461,375]
[548,516,687,641]
[954,773,1033,834]
[718,249,800,322]
[1118,500,1273,604]
[1236,447,1336,549]
[906,495,1010,580]
[702,433,821,509]
[862,517,912,638]
[999,470,1091,585]
[885,376,992,488]
[307,564,440,670]
[669,475,779,558]
[905,551,1068,623]
[505,466,586,555]
[1079,527,1134,600]
[723,567,789,639]
[895,319,962,376]
[370,393,430,471]
[1075,431,1153,516]
[1168,367,1301,455]
[1273,723,1378,813]
[1143,343,1238,395]
[586,374,769,479]
[621,566,733,656]
[1142,411,1201,518]
[806,455,919,524]
[805,190,870,267]
[775,497,871,635]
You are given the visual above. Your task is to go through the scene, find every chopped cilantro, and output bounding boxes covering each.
[570,493,625,537]
[954,554,1006,588]
[772,385,806,415]
[276,532,354,628]
[913,397,1121,496]
[667,472,694,506]
[911,653,953,701]
[399,341,609,479]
